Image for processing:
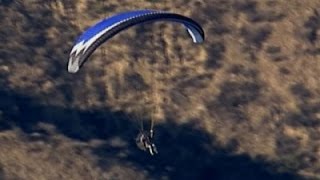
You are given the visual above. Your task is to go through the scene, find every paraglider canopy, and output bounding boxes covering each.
[68,9,205,73]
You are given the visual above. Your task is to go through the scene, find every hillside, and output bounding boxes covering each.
[1,0,320,179]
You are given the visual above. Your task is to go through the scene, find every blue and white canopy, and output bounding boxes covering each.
[68,9,205,73]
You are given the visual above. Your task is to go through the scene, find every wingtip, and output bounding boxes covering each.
[67,61,79,73]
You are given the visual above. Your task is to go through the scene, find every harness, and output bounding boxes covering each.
[136,130,158,155]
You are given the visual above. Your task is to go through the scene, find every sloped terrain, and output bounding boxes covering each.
[1,0,320,179]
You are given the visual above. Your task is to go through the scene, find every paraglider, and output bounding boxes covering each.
[68,9,204,73]
[68,9,205,155]
[136,129,158,155]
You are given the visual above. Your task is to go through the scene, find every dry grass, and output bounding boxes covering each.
[1,0,320,179]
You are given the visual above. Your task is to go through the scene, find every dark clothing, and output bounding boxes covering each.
[136,131,158,155]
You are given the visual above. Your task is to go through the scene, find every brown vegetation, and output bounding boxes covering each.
[1,0,320,179]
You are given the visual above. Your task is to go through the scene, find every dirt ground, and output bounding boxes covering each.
[1,0,320,179]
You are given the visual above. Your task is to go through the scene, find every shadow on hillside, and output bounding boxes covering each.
[0,88,135,141]
[0,166,4,180]
[94,121,302,180]
[0,88,303,180]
